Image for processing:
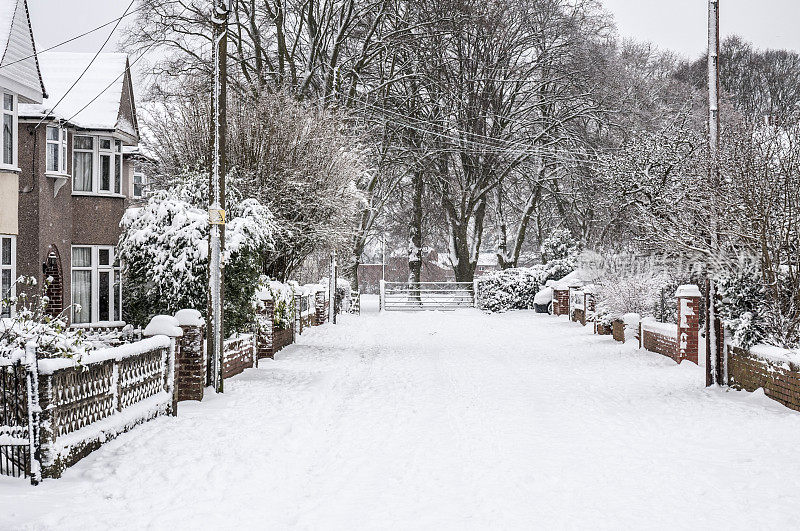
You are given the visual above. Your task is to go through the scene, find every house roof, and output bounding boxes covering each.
[0,0,45,103]
[20,52,137,138]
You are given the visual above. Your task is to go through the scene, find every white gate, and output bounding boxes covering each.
[380,281,475,311]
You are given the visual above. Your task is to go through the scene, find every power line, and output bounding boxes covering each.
[35,0,136,128]
[64,4,193,125]
[0,2,145,71]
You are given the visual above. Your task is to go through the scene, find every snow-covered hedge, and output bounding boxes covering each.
[477,264,572,312]
[119,185,275,334]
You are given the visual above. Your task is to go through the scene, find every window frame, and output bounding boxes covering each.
[132,171,147,199]
[71,134,126,197]
[70,245,122,324]
[45,125,68,175]
[0,93,17,170]
[0,235,15,318]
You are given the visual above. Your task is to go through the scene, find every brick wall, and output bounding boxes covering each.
[612,319,626,342]
[553,289,569,316]
[222,335,256,379]
[641,328,678,362]
[315,291,328,325]
[573,308,585,324]
[728,346,800,412]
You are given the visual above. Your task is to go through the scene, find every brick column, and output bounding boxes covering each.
[315,290,326,325]
[257,298,275,359]
[174,309,205,401]
[676,285,701,365]
[295,293,302,334]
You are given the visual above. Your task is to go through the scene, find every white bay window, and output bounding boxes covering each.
[1,93,16,169]
[1,235,15,318]
[46,125,67,174]
[71,245,121,324]
[72,135,124,195]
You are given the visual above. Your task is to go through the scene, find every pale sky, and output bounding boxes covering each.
[603,0,800,59]
[26,1,800,69]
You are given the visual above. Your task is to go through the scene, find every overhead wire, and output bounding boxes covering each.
[35,0,137,128]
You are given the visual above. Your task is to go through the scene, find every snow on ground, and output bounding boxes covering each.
[3,296,800,529]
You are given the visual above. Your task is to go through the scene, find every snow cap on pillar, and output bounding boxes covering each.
[144,315,184,337]
[675,285,702,298]
[174,309,204,327]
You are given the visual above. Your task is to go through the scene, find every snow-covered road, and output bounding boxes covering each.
[4,299,800,529]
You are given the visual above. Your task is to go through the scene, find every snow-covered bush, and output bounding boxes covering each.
[593,271,672,321]
[540,229,580,264]
[1,277,91,361]
[477,266,549,312]
[119,182,275,334]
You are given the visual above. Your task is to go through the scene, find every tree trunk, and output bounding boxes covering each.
[408,169,424,301]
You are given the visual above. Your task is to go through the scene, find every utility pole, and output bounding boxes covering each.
[209,0,229,394]
[329,251,337,324]
[706,0,721,387]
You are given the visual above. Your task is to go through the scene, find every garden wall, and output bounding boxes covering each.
[35,335,177,479]
[727,345,800,413]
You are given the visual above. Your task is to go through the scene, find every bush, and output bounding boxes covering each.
[477,266,549,312]
[119,184,275,335]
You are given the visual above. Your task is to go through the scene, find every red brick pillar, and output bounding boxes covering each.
[174,309,205,401]
[257,298,275,359]
[676,285,701,365]
[315,290,326,325]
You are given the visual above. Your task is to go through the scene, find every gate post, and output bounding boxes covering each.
[677,285,701,365]
[379,279,386,312]
[25,342,42,485]
[473,279,480,308]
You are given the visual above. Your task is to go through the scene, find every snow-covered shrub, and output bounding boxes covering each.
[715,264,766,349]
[1,277,91,361]
[593,270,673,321]
[119,182,275,334]
[477,266,549,312]
[540,229,580,264]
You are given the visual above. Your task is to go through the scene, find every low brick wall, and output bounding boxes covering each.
[641,326,679,362]
[272,328,294,355]
[573,308,585,324]
[728,346,800,412]
[612,320,626,342]
[222,335,256,379]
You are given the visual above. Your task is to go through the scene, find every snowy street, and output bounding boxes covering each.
[4,298,800,529]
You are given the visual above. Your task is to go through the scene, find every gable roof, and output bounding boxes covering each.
[20,52,138,139]
[0,0,45,103]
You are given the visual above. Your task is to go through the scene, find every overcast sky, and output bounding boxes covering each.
[26,1,800,69]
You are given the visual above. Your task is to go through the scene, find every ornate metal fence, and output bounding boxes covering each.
[0,346,40,484]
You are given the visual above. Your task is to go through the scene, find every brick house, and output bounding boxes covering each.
[0,0,46,318]
[11,50,140,324]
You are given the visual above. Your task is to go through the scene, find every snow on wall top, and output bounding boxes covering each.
[0,0,44,103]
[20,52,133,133]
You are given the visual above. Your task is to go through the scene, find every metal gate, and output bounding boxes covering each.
[0,348,40,484]
[381,281,475,311]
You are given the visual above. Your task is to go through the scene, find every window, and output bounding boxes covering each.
[0,235,15,318]
[1,93,16,168]
[71,135,125,195]
[133,172,147,199]
[46,126,68,174]
[73,136,93,192]
[71,245,121,324]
